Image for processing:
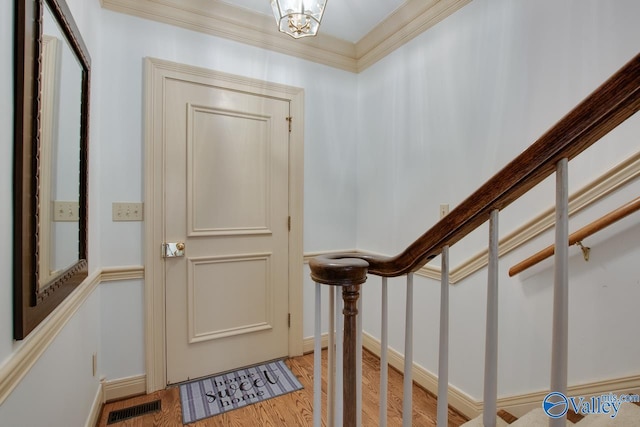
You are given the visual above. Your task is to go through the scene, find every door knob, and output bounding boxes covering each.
[163,242,185,258]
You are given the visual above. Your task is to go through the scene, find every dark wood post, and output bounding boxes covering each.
[309,254,368,427]
[342,284,360,427]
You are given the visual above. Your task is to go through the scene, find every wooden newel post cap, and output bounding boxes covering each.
[309,254,369,286]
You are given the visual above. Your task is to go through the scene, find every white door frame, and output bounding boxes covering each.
[143,57,304,392]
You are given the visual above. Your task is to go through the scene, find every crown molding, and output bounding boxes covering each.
[99,0,470,73]
[100,0,357,71]
[355,0,472,72]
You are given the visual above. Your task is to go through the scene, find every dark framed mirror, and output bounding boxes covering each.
[14,0,90,339]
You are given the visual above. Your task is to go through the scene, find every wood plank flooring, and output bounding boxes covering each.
[97,349,468,426]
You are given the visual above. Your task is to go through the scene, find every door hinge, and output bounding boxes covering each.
[286,116,292,133]
[288,216,291,231]
[288,313,291,328]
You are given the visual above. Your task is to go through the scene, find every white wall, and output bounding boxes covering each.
[2,0,639,423]
[3,2,360,420]
[0,291,102,427]
[357,0,640,399]
[0,0,104,425]
[97,9,359,378]
[0,0,15,367]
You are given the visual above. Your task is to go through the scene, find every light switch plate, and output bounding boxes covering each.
[52,201,79,221]
[439,204,450,218]
[112,202,144,221]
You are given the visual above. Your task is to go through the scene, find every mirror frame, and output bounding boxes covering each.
[14,0,91,339]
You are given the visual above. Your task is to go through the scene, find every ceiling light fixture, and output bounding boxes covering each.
[270,0,327,39]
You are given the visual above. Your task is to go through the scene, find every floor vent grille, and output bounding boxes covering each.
[107,399,161,424]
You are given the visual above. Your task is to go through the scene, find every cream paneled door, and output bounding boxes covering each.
[164,78,291,384]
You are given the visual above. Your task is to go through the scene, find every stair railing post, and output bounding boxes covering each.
[403,273,414,427]
[437,246,450,427]
[550,158,569,427]
[380,277,389,427]
[313,282,322,427]
[483,209,499,427]
[328,286,336,426]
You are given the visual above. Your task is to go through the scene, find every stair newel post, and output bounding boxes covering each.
[550,158,569,427]
[342,284,361,427]
[309,255,369,427]
[356,290,363,427]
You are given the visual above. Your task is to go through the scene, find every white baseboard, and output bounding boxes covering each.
[361,332,482,419]
[500,376,640,418]
[360,332,640,420]
[102,374,147,403]
[303,333,329,354]
[85,382,105,427]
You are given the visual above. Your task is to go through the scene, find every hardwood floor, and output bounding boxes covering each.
[97,349,468,426]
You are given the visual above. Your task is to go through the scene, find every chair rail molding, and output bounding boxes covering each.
[415,150,640,284]
[101,265,145,282]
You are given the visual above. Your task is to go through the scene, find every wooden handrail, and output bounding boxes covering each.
[509,196,640,276]
[310,53,640,281]
[308,54,640,427]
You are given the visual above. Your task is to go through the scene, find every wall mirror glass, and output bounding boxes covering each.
[14,0,91,339]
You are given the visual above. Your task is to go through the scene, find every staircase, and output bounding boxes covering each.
[464,403,640,427]
[308,53,640,427]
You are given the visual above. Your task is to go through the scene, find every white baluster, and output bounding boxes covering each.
[437,246,450,427]
[328,285,335,427]
[336,286,344,427]
[380,277,388,427]
[483,209,499,427]
[314,282,322,427]
[550,158,569,427]
[403,273,414,427]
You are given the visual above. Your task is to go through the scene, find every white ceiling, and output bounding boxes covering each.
[220,0,407,43]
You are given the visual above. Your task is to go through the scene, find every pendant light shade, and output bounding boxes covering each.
[270,0,327,39]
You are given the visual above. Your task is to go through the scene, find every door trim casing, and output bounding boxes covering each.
[144,57,304,392]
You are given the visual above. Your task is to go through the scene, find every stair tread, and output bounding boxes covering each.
[575,402,640,427]
[510,408,576,426]
[465,404,640,427]
[461,414,510,427]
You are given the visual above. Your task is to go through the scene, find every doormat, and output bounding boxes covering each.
[179,359,303,424]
